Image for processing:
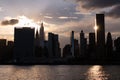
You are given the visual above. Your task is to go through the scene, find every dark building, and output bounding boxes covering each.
[96,14,105,59]
[48,33,60,58]
[70,31,74,57]
[74,39,80,58]
[114,37,120,53]
[14,27,35,63]
[80,30,86,57]
[0,39,6,47]
[63,44,71,58]
[39,23,45,48]
[88,33,96,58]
[7,41,14,47]
[106,32,113,59]
[35,28,40,47]
[0,39,7,62]
[6,41,14,62]
[114,37,120,60]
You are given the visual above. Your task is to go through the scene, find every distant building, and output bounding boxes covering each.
[70,31,74,57]
[89,33,96,58]
[35,28,40,47]
[39,23,45,48]
[14,27,35,62]
[114,37,120,53]
[7,41,14,47]
[74,39,79,58]
[0,39,7,61]
[63,44,71,58]
[106,32,113,58]
[96,14,105,59]
[48,32,60,58]
[80,30,86,56]
[0,39,6,48]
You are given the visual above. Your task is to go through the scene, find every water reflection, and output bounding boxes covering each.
[86,65,108,80]
[0,65,120,80]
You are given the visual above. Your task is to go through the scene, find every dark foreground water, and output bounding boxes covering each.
[0,65,120,80]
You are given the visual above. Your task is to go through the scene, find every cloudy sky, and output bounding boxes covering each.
[0,0,120,48]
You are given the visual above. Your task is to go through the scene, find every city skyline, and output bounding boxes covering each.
[0,0,120,48]
[0,13,120,64]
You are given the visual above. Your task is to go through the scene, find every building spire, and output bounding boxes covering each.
[39,22,45,47]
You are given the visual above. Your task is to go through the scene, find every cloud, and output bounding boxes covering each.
[72,0,120,18]
[58,16,78,19]
[1,19,19,25]
[106,5,120,18]
[76,0,120,9]
[44,16,53,19]
[0,7,3,12]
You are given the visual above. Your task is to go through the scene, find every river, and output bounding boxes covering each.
[0,65,120,80]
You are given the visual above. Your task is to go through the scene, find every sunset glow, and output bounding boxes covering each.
[16,16,40,29]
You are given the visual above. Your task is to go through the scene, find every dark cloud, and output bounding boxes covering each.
[106,5,120,18]
[73,0,120,18]
[1,19,19,25]
[76,0,120,9]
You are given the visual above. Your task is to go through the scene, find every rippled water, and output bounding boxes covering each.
[0,65,120,80]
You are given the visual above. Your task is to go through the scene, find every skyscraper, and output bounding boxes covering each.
[74,39,79,57]
[35,28,40,47]
[70,31,74,57]
[96,14,105,59]
[89,33,96,58]
[14,27,35,63]
[80,30,86,56]
[48,33,60,58]
[39,23,45,48]
[106,32,113,58]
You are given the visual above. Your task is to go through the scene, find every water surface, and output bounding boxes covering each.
[0,65,120,80]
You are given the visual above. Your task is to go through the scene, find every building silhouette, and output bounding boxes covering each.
[39,23,45,48]
[74,39,80,58]
[14,27,35,63]
[0,39,6,47]
[35,28,40,47]
[70,31,74,57]
[88,32,96,59]
[80,30,86,57]
[48,33,60,58]
[114,37,120,53]
[0,39,7,62]
[106,32,113,59]
[63,44,71,58]
[96,14,105,59]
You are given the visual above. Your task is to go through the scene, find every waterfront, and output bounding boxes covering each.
[0,65,120,80]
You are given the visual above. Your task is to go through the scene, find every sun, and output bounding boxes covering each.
[94,19,98,31]
[94,25,98,31]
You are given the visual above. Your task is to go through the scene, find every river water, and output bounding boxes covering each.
[0,65,120,80]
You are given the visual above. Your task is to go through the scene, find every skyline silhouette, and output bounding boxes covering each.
[0,0,120,49]
[0,14,120,64]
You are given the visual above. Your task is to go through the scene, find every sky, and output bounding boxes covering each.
[0,0,120,48]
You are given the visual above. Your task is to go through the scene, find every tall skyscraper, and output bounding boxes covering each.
[39,23,45,48]
[96,14,105,59]
[74,39,79,57]
[35,28,40,47]
[14,27,35,62]
[89,33,96,58]
[70,31,74,57]
[80,30,86,56]
[48,32,60,58]
[106,32,113,58]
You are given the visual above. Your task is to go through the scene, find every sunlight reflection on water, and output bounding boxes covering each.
[86,65,108,80]
[0,65,120,80]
